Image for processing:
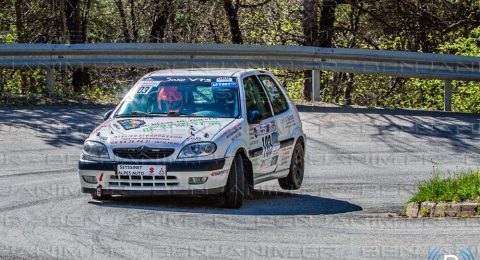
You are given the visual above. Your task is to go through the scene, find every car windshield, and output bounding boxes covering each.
[115,76,240,118]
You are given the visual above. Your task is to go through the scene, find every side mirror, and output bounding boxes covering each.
[103,110,113,121]
[247,110,262,124]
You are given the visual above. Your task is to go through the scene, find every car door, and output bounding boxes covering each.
[243,75,279,176]
[257,73,296,172]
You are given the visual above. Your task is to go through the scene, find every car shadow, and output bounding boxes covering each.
[89,189,362,216]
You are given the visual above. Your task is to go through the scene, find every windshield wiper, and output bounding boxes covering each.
[166,111,195,117]
[115,111,167,118]
[167,111,179,117]
[115,111,199,118]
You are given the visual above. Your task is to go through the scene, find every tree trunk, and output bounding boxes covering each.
[301,0,319,100]
[59,0,68,43]
[115,0,131,42]
[129,0,139,41]
[332,72,345,103]
[59,0,68,95]
[319,0,337,48]
[302,0,319,46]
[29,73,36,94]
[0,70,4,97]
[14,0,25,43]
[222,0,243,44]
[344,73,354,105]
[15,0,29,94]
[65,0,89,93]
[65,0,82,44]
[317,0,338,101]
[150,0,173,43]
[82,0,92,43]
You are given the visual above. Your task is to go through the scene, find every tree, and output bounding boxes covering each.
[222,0,243,44]
[302,0,338,101]
[65,0,90,93]
[14,0,29,94]
[115,0,130,42]
[150,0,174,43]
[221,0,273,44]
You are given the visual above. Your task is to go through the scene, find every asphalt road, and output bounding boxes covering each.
[0,104,479,260]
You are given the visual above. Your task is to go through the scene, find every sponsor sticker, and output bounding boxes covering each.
[117,165,167,176]
[211,82,237,88]
[254,121,276,136]
[216,77,233,82]
[281,114,295,127]
[188,78,212,82]
[117,119,146,130]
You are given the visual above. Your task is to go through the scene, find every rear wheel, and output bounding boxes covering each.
[221,153,245,209]
[278,141,304,190]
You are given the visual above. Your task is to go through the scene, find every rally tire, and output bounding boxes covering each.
[278,141,304,190]
[221,153,245,209]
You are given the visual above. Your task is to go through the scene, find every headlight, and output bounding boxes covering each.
[178,142,216,158]
[82,141,110,159]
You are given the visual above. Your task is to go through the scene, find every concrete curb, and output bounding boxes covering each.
[404,201,480,218]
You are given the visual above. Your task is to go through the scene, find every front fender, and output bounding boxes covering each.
[224,138,249,159]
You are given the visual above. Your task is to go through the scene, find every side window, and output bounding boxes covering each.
[243,76,273,119]
[258,75,289,114]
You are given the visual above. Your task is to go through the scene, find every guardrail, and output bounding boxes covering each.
[1,43,480,111]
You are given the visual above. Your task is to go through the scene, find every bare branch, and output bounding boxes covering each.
[239,0,272,9]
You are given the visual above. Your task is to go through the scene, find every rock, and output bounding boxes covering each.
[445,203,461,217]
[418,202,435,218]
[433,202,448,217]
[405,202,419,218]
[460,202,477,218]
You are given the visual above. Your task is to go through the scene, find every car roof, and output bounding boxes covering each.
[147,68,259,77]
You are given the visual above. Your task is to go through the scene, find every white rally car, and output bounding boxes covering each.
[79,69,306,208]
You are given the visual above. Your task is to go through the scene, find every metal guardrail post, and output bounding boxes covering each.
[46,68,55,97]
[444,80,452,111]
[312,70,321,101]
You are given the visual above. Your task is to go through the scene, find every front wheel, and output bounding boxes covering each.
[278,141,304,190]
[221,153,245,209]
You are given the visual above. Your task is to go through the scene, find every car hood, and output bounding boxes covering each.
[88,117,236,148]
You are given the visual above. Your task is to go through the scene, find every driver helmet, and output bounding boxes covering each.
[158,86,183,112]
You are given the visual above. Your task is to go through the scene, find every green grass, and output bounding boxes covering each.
[409,169,480,203]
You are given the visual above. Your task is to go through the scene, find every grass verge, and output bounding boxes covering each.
[409,169,480,203]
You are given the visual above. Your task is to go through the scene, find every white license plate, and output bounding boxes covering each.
[117,165,167,176]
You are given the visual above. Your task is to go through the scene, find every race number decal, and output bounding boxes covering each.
[136,80,160,94]
[137,86,151,94]
[262,132,280,157]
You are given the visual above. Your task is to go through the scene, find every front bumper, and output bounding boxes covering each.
[78,158,232,196]
[81,187,225,196]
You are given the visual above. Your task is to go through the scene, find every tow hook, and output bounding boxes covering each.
[96,185,103,197]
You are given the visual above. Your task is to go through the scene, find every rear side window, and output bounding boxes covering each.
[243,76,273,119]
[258,75,289,114]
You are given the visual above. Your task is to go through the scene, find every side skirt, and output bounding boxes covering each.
[253,168,289,185]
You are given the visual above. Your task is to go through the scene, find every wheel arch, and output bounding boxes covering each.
[235,148,254,189]
[292,127,306,149]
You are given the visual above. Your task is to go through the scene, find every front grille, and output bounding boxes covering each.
[109,175,179,187]
[113,147,174,159]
